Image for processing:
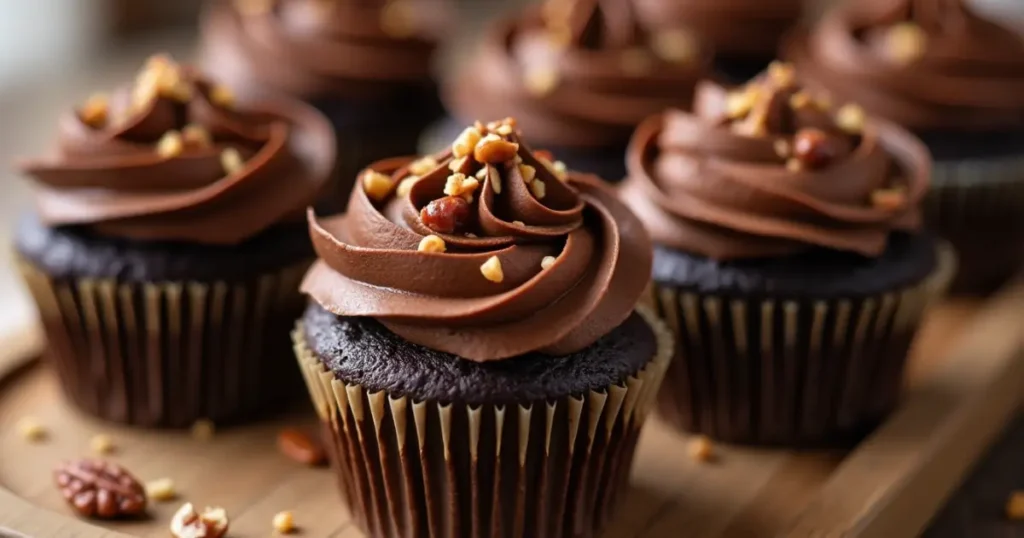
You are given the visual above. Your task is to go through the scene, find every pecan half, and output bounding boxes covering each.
[54,459,147,519]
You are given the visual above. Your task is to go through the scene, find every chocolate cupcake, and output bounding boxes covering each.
[620,64,954,446]
[634,0,804,82]
[200,0,450,212]
[440,0,709,182]
[15,55,335,428]
[294,118,672,537]
[787,0,1024,294]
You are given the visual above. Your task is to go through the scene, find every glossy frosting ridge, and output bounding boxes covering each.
[303,118,653,361]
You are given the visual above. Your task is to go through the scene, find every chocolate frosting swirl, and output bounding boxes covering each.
[621,65,931,260]
[787,0,1024,131]
[201,0,449,101]
[302,119,653,361]
[635,0,803,57]
[21,56,335,245]
[445,0,709,148]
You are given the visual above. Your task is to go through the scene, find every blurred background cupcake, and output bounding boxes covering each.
[15,55,335,427]
[620,64,954,446]
[199,0,451,212]
[635,0,805,82]
[435,0,710,182]
[295,118,671,537]
[787,0,1024,294]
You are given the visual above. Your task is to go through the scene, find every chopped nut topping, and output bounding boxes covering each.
[480,256,504,283]
[273,511,296,534]
[79,93,109,128]
[90,434,115,455]
[17,417,46,442]
[725,89,757,119]
[651,29,697,64]
[793,128,844,170]
[209,84,236,109]
[421,196,471,234]
[1007,491,1024,520]
[552,160,568,181]
[529,179,547,200]
[496,123,514,136]
[409,155,439,176]
[773,139,791,159]
[418,235,447,253]
[689,435,714,462]
[489,169,502,194]
[452,126,483,159]
[767,61,796,88]
[524,67,560,96]
[519,164,537,184]
[362,170,393,202]
[883,23,927,65]
[182,124,212,148]
[191,419,215,442]
[487,117,517,131]
[475,167,489,181]
[541,256,556,270]
[513,220,525,226]
[157,131,184,158]
[221,148,245,175]
[444,173,480,197]
[620,48,654,76]
[871,187,907,210]
[835,103,866,134]
[235,0,273,16]
[397,176,420,197]
[170,503,229,538]
[448,156,471,173]
[474,134,520,164]
[380,0,416,38]
[789,91,812,110]
[145,478,177,502]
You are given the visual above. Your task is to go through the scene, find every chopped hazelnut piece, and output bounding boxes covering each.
[651,29,697,64]
[80,93,109,128]
[380,0,416,39]
[418,235,446,253]
[90,434,115,455]
[182,124,212,148]
[489,169,502,194]
[689,435,714,462]
[474,134,520,164]
[496,123,514,136]
[444,173,480,198]
[170,503,229,538]
[421,196,471,234]
[513,220,525,226]
[396,176,420,197]
[793,128,842,170]
[474,167,489,181]
[157,131,184,158]
[883,23,927,65]
[524,67,560,96]
[1007,491,1024,520]
[17,417,46,442]
[541,256,556,270]
[191,419,216,442]
[552,161,568,181]
[273,511,296,534]
[452,126,483,159]
[788,92,811,110]
[620,48,654,76]
[209,85,236,109]
[529,179,547,200]
[480,256,504,283]
[221,148,245,175]
[767,61,796,88]
[235,0,273,16]
[448,156,471,173]
[773,139,791,159]
[519,164,537,184]
[726,90,759,121]
[362,170,393,202]
[871,187,907,210]
[409,156,438,176]
[145,478,177,502]
[836,103,866,134]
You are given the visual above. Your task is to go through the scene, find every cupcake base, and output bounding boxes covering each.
[294,305,672,538]
[15,217,313,428]
[647,234,954,447]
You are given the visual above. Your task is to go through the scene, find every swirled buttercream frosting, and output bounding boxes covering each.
[302,118,653,362]
[20,55,335,245]
[445,0,709,148]
[787,0,1024,131]
[621,62,931,260]
[201,0,449,101]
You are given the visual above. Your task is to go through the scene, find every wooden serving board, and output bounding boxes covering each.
[0,284,1022,538]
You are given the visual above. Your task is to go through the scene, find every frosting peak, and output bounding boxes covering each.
[21,55,335,245]
[787,0,1024,131]
[621,63,931,260]
[302,118,653,362]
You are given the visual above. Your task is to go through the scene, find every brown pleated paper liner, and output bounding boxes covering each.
[17,257,310,428]
[294,307,673,538]
[643,245,956,447]
[925,157,1024,294]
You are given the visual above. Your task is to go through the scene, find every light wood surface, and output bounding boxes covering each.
[0,284,1021,538]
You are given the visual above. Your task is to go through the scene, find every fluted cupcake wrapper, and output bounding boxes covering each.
[926,156,1024,293]
[644,246,956,447]
[293,307,673,538]
[18,257,310,428]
